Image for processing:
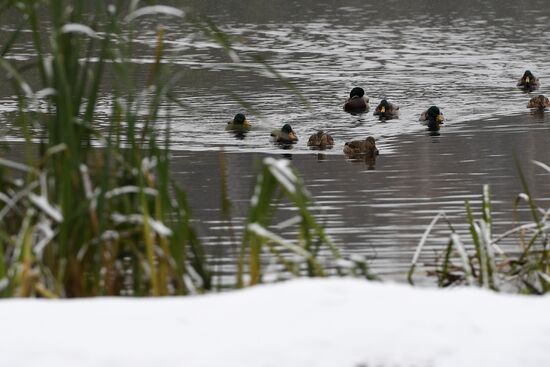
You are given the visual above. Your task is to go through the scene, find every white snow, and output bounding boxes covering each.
[1,279,549,367]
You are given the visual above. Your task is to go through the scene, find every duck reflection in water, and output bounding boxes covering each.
[316,153,327,161]
[530,108,548,121]
[343,136,379,169]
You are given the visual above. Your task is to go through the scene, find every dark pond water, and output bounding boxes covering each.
[174,113,550,281]
[1,0,550,281]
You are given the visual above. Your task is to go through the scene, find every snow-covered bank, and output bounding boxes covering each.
[1,279,549,367]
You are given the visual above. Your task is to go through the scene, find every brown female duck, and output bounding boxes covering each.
[307,130,334,149]
[343,136,379,157]
[527,95,550,109]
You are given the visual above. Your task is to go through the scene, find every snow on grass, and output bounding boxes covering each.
[1,279,549,367]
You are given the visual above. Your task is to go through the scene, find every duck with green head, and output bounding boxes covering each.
[527,95,550,110]
[307,130,334,149]
[226,113,251,130]
[343,136,379,157]
[344,87,370,113]
[271,123,298,144]
[517,70,540,91]
[374,99,399,119]
[420,106,444,131]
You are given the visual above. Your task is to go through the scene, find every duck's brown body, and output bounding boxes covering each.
[343,136,378,157]
[527,95,550,109]
[374,100,399,119]
[344,96,370,113]
[307,131,334,148]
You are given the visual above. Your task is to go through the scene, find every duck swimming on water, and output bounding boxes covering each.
[226,113,251,130]
[517,70,540,92]
[420,106,444,131]
[373,99,400,119]
[271,123,298,144]
[343,136,379,157]
[527,95,550,110]
[307,130,334,149]
[344,87,370,113]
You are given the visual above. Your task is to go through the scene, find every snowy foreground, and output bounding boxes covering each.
[1,279,550,367]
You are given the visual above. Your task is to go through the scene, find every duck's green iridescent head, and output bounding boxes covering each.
[349,87,365,98]
[378,99,390,111]
[282,124,293,134]
[523,70,534,79]
[427,106,441,119]
[233,113,246,125]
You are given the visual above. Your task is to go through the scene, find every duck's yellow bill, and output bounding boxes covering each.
[380,106,386,113]
[526,77,530,83]
[436,114,444,122]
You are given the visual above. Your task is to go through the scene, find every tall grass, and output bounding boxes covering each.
[0,1,211,297]
[0,1,370,297]
[409,161,550,294]
[237,157,375,287]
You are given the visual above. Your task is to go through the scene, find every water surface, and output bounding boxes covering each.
[1,0,550,282]
[1,0,550,153]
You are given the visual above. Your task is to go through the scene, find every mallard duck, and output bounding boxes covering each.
[271,123,298,143]
[517,70,540,91]
[307,130,334,149]
[373,99,399,119]
[420,106,444,131]
[527,95,550,109]
[343,136,379,157]
[226,113,251,130]
[344,87,370,113]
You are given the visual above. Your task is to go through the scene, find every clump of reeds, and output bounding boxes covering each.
[409,161,550,294]
[0,1,372,298]
[236,157,375,287]
[0,1,211,297]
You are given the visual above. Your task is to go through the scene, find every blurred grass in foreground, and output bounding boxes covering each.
[0,0,371,297]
